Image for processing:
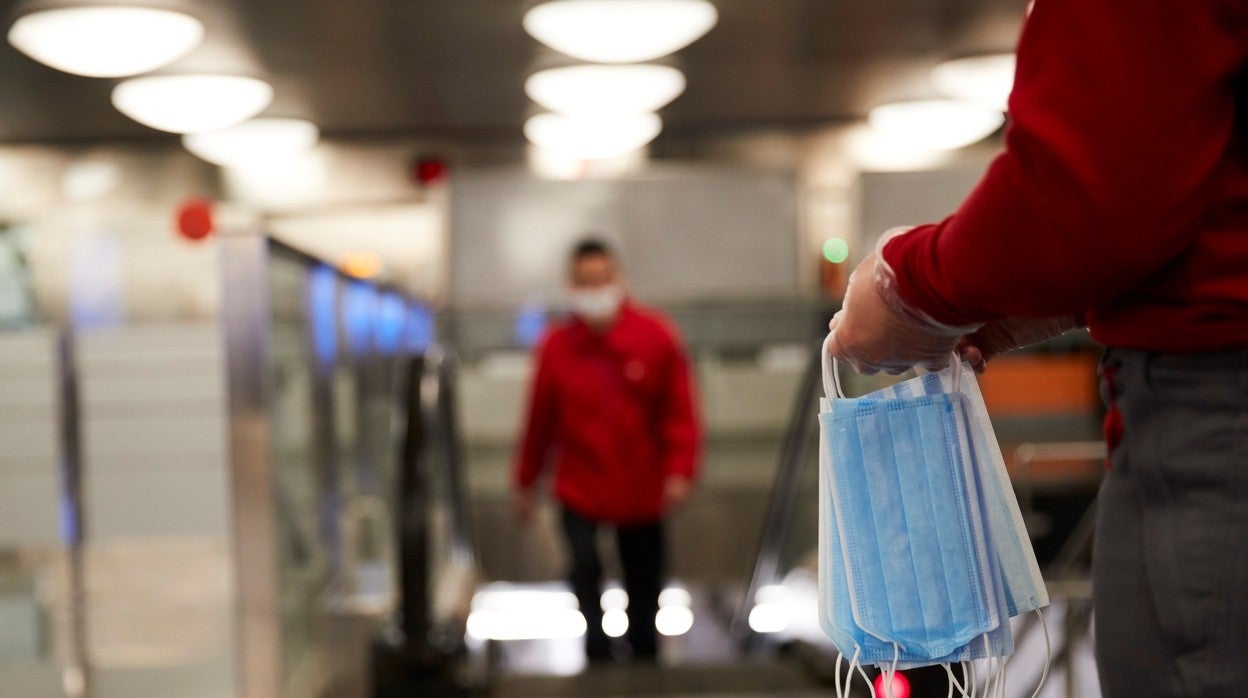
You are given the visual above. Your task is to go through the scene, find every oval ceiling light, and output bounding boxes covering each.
[868,99,1005,152]
[7,6,204,78]
[523,0,717,64]
[847,124,951,171]
[932,54,1016,112]
[182,118,320,168]
[112,75,273,134]
[525,112,662,160]
[526,64,686,117]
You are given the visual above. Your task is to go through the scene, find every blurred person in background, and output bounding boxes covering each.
[827,1,1248,695]
[513,238,702,662]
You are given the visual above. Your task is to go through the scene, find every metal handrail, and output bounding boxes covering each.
[424,348,476,567]
[730,340,823,646]
[1012,440,1105,576]
[396,346,477,648]
[1004,440,1105,697]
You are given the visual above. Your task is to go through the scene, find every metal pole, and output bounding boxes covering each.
[220,232,283,698]
[56,331,91,698]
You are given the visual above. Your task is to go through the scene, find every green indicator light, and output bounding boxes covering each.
[822,237,850,264]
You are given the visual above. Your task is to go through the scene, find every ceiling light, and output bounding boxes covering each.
[525,112,661,160]
[932,54,1016,112]
[526,64,686,116]
[182,118,319,168]
[523,0,718,64]
[7,6,203,78]
[846,124,951,171]
[868,99,1005,152]
[527,143,647,179]
[112,75,273,134]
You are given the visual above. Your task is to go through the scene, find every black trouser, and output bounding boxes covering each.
[1095,348,1248,697]
[561,507,665,660]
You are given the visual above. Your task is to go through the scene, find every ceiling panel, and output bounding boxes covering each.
[0,0,1026,145]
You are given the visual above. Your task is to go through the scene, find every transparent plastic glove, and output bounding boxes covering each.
[828,252,976,375]
[956,316,1082,372]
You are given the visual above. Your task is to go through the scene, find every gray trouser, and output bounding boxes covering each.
[1094,348,1248,697]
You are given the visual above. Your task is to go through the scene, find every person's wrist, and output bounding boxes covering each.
[874,231,982,338]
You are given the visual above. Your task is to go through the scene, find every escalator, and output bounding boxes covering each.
[379,316,1104,696]
[372,349,480,697]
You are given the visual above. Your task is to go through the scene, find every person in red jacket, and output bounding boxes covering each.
[513,238,702,662]
[828,1,1248,695]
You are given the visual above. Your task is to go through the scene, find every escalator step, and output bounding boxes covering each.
[491,660,828,697]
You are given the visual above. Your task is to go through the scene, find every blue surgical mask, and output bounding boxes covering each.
[819,421,1015,668]
[817,336,1041,668]
[869,367,1049,619]
[824,391,1001,659]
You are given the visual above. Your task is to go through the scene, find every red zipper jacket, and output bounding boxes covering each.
[513,301,702,524]
[883,0,1248,352]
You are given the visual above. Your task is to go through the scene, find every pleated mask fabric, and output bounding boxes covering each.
[817,335,1045,668]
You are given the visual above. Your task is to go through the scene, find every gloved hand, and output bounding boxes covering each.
[956,316,1082,372]
[663,475,693,512]
[512,487,535,524]
[827,252,975,375]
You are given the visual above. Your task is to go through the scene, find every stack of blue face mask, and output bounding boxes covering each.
[817,336,1048,681]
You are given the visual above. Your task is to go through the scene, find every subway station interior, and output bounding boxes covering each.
[0,1,1116,696]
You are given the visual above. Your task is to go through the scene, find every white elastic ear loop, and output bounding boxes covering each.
[845,646,877,698]
[981,634,993,696]
[1029,609,1052,698]
[822,334,845,400]
[842,647,860,698]
[823,336,957,399]
[856,653,876,698]
[885,643,900,698]
[949,351,963,392]
[945,662,969,698]
[836,652,845,698]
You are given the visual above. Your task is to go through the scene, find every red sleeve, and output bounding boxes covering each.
[660,331,702,482]
[882,0,1248,325]
[513,336,558,491]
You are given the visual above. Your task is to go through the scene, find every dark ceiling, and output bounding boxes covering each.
[0,0,1026,146]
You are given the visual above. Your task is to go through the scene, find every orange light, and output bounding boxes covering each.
[340,252,382,280]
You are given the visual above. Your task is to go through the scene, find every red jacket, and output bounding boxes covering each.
[883,0,1248,352]
[513,302,702,524]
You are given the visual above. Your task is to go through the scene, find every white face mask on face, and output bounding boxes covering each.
[568,285,624,323]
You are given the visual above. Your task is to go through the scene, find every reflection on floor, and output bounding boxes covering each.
[2,547,1102,698]
[474,580,739,675]
[479,580,1102,698]
[474,579,823,697]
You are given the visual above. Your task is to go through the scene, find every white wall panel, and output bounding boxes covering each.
[0,328,61,545]
[856,166,984,251]
[451,166,799,307]
[78,324,229,541]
